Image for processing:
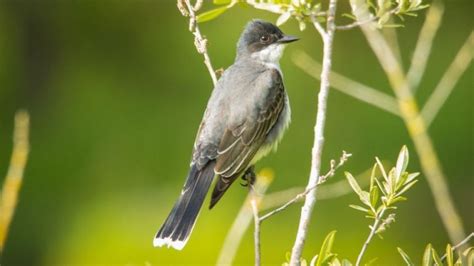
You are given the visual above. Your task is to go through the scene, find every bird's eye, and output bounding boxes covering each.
[260,35,270,43]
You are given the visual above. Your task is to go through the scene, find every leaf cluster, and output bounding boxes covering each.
[398,243,474,266]
[345,145,419,237]
[196,0,427,30]
[282,231,353,266]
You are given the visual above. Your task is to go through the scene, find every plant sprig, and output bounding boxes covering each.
[345,145,419,265]
[196,0,428,30]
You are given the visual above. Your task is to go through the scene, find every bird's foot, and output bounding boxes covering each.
[240,166,256,189]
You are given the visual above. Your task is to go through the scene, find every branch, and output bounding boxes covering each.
[440,232,474,261]
[250,198,261,266]
[292,51,400,116]
[335,7,398,31]
[421,32,474,126]
[180,0,218,85]
[336,16,377,30]
[310,15,326,38]
[216,171,273,266]
[0,111,30,252]
[407,1,444,90]
[355,209,387,266]
[260,151,350,222]
[289,0,338,263]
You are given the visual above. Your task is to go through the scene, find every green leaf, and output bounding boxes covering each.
[370,186,379,207]
[378,11,391,26]
[341,259,353,266]
[213,0,232,4]
[432,247,443,266]
[301,258,308,266]
[197,6,229,23]
[331,258,342,266]
[345,172,364,198]
[404,172,419,185]
[360,191,372,207]
[349,204,369,213]
[395,180,418,197]
[316,230,337,266]
[375,157,389,183]
[298,21,306,31]
[397,247,414,266]
[395,146,409,181]
[321,254,338,265]
[276,11,292,26]
[369,163,377,191]
[446,244,454,266]
[464,247,474,265]
[309,255,318,266]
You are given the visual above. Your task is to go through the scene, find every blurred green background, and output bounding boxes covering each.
[0,0,472,265]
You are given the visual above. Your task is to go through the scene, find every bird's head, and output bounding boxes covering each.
[236,20,299,64]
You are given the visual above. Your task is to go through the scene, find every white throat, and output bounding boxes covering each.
[251,43,285,73]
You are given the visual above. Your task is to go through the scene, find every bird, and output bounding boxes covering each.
[154,19,298,250]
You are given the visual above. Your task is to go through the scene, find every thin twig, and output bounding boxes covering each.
[310,15,327,38]
[181,0,218,85]
[353,0,466,244]
[262,163,379,209]
[250,198,261,266]
[259,151,351,222]
[355,208,387,266]
[421,32,474,126]
[336,16,377,30]
[336,7,398,30]
[289,0,338,263]
[0,111,30,252]
[216,171,273,266]
[292,51,400,116]
[440,232,474,261]
[407,1,444,90]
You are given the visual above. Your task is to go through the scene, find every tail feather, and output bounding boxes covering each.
[154,161,216,250]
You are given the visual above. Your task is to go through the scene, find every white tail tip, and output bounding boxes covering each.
[153,236,187,250]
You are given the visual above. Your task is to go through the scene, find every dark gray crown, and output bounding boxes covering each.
[236,20,284,57]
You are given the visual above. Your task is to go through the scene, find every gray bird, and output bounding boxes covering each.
[154,19,298,250]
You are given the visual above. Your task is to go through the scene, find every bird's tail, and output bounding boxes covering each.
[153,161,216,250]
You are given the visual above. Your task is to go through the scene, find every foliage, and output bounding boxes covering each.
[345,146,418,239]
[398,242,474,266]
[283,146,423,265]
[197,0,427,30]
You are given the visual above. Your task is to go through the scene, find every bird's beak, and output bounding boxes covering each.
[278,35,299,44]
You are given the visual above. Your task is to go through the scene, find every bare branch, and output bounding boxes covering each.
[259,151,350,222]
[0,111,30,252]
[250,198,261,266]
[336,16,377,30]
[355,209,387,266]
[181,0,218,85]
[310,15,327,38]
[216,171,273,266]
[289,0,338,263]
[407,1,444,90]
[421,32,474,126]
[292,51,400,116]
[440,232,474,261]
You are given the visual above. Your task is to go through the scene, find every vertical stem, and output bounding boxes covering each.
[289,0,338,264]
[0,111,30,252]
[355,208,386,265]
[251,199,261,266]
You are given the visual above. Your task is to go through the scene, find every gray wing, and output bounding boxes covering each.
[210,69,285,207]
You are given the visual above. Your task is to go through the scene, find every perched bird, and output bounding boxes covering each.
[154,19,298,250]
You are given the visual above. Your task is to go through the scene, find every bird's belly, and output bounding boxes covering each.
[251,97,291,164]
